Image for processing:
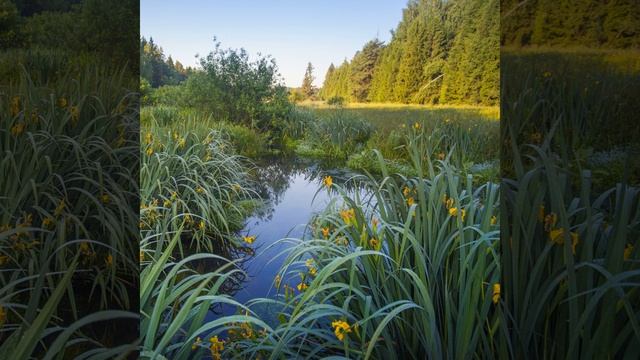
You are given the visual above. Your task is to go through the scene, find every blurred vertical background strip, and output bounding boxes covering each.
[0,0,140,358]
[500,0,639,359]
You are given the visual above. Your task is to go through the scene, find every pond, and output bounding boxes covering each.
[206,156,361,326]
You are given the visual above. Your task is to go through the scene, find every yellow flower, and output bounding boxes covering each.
[170,191,178,200]
[309,267,317,276]
[406,197,415,206]
[490,215,497,225]
[146,147,154,156]
[274,274,281,288]
[69,106,79,125]
[42,216,54,229]
[549,228,579,254]
[414,122,421,130]
[30,110,39,123]
[54,199,66,217]
[209,336,224,359]
[163,199,171,207]
[321,227,330,238]
[530,132,542,143]
[100,194,110,204]
[184,214,193,224]
[144,132,153,144]
[449,207,466,220]
[10,122,25,136]
[198,220,206,231]
[492,283,501,304]
[178,138,186,149]
[140,250,145,262]
[191,336,201,350]
[402,186,411,197]
[323,176,333,188]
[624,244,634,261]
[243,235,256,244]
[331,320,352,341]
[57,97,68,108]
[10,96,20,116]
[340,208,356,226]
[372,217,379,232]
[297,282,308,292]
[79,241,90,255]
[445,197,454,210]
[437,152,445,160]
[369,238,381,250]
[196,186,205,194]
[305,258,315,269]
[105,254,113,267]
[543,71,552,78]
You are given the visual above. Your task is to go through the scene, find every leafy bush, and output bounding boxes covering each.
[326,95,345,106]
[181,39,292,137]
[148,84,185,107]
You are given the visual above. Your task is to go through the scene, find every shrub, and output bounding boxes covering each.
[182,39,292,137]
[326,95,345,106]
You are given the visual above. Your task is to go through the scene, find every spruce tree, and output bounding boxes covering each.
[301,62,315,99]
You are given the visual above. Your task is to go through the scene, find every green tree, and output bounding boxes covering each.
[349,39,384,102]
[0,0,22,49]
[184,39,291,135]
[319,63,335,99]
[301,62,315,99]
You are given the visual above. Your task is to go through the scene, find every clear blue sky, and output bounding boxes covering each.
[141,0,406,87]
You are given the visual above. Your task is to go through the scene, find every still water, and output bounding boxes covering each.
[208,156,359,326]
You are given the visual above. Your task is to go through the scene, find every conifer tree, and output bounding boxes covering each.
[301,62,315,99]
[349,39,384,102]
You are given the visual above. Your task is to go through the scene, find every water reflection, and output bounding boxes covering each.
[206,156,360,323]
[248,156,358,222]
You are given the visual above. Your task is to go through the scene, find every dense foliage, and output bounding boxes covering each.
[501,0,639,49]
[140,36,191,88]
[319,0,499,106]
[0,1,140,357]
[0,0,138,73]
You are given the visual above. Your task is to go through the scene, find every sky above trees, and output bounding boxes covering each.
[140,0,405,87]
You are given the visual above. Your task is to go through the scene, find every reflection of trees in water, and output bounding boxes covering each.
[190,156,368,308]
[249,156,363,222]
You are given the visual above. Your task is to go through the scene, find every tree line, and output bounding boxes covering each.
[501,0,639,49]
[318,0,499,106]
[0,0,138,73]
[140,36,192,88]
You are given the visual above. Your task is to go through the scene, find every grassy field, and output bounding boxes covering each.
[300,101,499,132]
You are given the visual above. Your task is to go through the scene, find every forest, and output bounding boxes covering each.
[319,0,499,105]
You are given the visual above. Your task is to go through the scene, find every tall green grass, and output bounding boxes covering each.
[500,50,640,359]
[139,117,274,358]
[232,129,500,359]
[0,65,139,357]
